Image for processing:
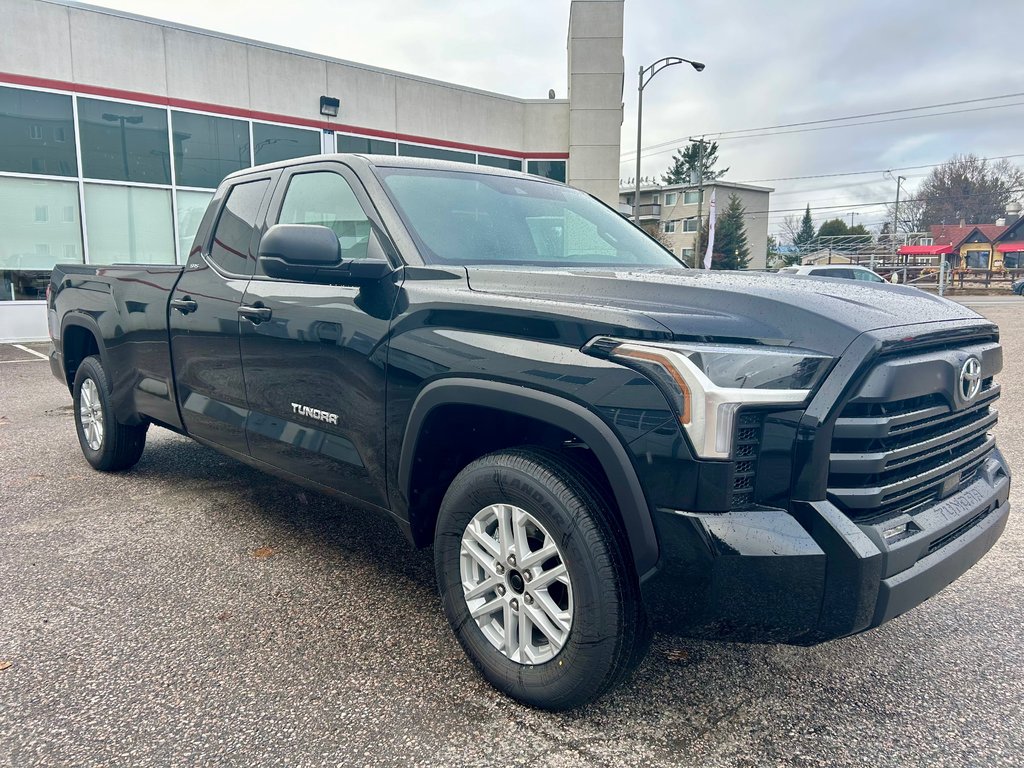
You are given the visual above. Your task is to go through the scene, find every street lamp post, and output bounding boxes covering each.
[633,57,705,225]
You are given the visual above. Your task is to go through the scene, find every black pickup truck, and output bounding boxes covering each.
[47,155,1010,710]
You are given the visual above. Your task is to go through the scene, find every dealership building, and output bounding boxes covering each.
[0,0,626,341]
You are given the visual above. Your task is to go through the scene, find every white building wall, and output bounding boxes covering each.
[0,0,573,157]
[0,0,631,340]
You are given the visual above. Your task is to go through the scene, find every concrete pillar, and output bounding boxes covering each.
[567,0,624,206]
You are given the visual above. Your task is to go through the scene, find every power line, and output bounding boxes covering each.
[710,101,1024,142]
[701,92,1024,138]
[732,153,1024,184]
[737,185,1024,217]
[621,95,1024,159]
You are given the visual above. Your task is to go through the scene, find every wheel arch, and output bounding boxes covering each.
[60,314,107,392]
[397,378,660,578]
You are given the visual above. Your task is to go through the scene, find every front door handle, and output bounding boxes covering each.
[170,297,198,314]
[238,304,272,324]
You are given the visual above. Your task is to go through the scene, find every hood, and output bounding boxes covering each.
[465,266,986,356]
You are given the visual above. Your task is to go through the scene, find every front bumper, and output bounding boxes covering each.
[641,451,1011,644]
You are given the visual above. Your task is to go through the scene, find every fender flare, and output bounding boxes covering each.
[59,312,109,384]
[398,378,660,578]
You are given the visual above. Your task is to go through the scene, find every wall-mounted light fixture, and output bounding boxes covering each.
[319,96,340,117]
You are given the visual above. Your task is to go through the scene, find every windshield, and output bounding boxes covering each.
[376,167,681,269]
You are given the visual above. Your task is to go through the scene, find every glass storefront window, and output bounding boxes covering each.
[337,135,397,155]
[398,142,474,164]
[1,270,51,301]
[477,155,523,171]
[77,97,171,184]
[176,190,214,261]
[252,122,319,165]
[83,184,175,265]
[0,85,77,177]
[0,176,82,270]
[965,250,989,269]
[1004,253,1023,269]
[171,110,250,189]
[527,160,566,183]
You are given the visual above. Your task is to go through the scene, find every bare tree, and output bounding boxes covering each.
[885,197,926,234]
[902,154,1024,228]
[779,214,802,245]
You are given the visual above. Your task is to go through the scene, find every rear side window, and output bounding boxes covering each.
[853,269,884,282]
[815,268,854,279]
[208,180,269,275]
[277,171,371,259]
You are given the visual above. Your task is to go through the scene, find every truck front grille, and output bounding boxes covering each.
[827,374,999,523]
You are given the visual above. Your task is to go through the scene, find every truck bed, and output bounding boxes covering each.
[50,263,185,430]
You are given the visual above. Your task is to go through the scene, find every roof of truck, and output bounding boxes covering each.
[225,153,556,185]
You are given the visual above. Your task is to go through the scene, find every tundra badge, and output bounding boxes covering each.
[291,402,338,425]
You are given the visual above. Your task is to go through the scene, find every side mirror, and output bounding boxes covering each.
[258,224,392,285]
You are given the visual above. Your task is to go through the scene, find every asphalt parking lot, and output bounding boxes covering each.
[2,305,1022,767]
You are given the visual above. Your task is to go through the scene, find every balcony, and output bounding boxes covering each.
[635,203,661,220]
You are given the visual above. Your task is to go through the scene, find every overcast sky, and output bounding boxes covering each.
[89,0,1023,236]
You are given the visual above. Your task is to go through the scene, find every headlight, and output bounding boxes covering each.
[584,337,833,459]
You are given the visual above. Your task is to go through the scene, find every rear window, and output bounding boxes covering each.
[207,179,269,275]
[376,167,680,269]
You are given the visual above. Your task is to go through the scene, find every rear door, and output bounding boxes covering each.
[238,161,399,508]
[169,173,277,454]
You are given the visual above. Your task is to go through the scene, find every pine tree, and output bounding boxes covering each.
[794,205,815,248]
[709,194,750,270]
[662,141,729,185]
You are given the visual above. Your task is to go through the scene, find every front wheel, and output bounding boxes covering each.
[73,355,148,471]
[434,448,650,710]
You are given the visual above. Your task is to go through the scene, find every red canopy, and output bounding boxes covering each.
[898,244,954,255]
[995,241,1024,253]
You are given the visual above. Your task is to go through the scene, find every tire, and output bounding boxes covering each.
[434,447,651,710]
[72,355,148,472]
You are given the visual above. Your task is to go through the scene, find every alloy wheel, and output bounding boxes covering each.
[79,378,104,451]
[459,503,574,665]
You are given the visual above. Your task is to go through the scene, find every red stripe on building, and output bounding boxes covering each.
[0,71,569,161]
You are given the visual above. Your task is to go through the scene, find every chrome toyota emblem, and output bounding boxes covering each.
[959,357,982,402]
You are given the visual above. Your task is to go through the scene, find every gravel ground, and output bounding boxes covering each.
[1,307,1022,767]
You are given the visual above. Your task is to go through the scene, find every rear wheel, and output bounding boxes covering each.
[73,355,147,471]
[434,447,650,710]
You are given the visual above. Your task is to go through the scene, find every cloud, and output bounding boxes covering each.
[91,0,1022,235]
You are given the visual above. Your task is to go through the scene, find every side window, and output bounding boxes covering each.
[278,171,371,259]
[854,269,883,282]
[208,179,269,275]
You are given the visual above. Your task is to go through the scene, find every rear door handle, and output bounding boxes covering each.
[170,297,198,314]
[238,304,272,324]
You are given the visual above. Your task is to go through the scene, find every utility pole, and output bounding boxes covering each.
[891,175,906,269]
[691,137,708,267]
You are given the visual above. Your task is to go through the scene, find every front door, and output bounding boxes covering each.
[169,174,275,454]
[238,163,399,507]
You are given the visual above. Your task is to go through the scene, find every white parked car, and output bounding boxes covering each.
[778,264,888,283]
